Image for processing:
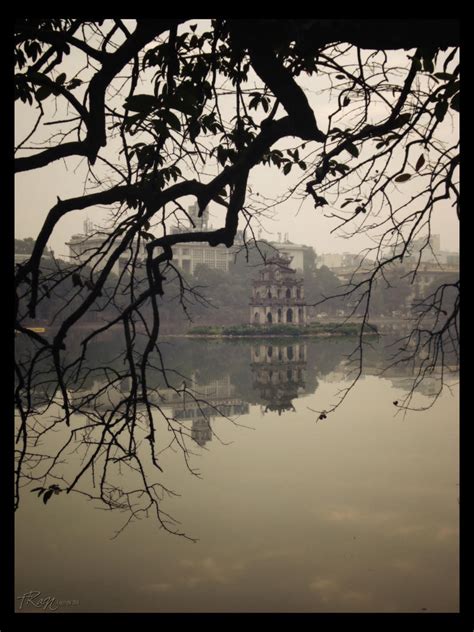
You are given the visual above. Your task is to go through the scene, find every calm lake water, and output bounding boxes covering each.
[15,336,459,613]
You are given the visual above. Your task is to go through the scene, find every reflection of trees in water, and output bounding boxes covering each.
[314,333,459,410]
[15,331,458,536]
[18,332,456,415]
[17,331,459,428]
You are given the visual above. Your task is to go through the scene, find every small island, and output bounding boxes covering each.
[184,253,378,338]
[185,322,378,338]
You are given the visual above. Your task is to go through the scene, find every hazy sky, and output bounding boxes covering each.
[14,21,459,258]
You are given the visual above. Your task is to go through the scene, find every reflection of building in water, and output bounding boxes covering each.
[153,374,249,447]
[250,253,307,325]
[323,356,459,397]
[388,374,458,396]
[71,372,248,447]
[251,342,307,414]
[191,417,212,447]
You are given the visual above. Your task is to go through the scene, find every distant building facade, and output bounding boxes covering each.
[388,233,458,266]
[65,208,318,278]
[66,219,125,275]
[317,252,344,269]
[268,239,307,272]
[250,253,307,325]
[171,203,231,273]
[173,242,233,274]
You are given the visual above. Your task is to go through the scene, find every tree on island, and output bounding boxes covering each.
[14,19,459,536]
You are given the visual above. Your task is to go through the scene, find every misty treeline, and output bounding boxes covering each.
[14,19,459,533]
[16,235,457,331]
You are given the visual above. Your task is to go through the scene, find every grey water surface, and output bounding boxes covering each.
[15,336,459,613]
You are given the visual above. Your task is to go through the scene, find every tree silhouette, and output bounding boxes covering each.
[14,19,459,534]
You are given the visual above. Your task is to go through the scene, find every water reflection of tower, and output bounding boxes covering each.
[250,342,307,415]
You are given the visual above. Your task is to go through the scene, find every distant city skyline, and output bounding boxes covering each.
[15,199,459,262]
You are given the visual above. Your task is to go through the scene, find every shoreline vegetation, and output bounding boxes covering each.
[176,323,379,338]
[17,321,385,339]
